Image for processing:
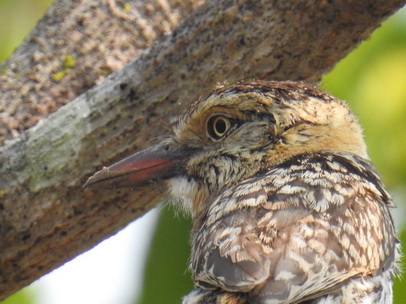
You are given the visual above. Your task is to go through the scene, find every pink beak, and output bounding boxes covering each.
[84,141,193,188]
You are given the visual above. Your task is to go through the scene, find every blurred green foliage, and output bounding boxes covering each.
[0,289,35,304]
[0,0,53,62]
[0,1,405,303]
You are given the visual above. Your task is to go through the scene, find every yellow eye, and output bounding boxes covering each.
[207,115,232,140]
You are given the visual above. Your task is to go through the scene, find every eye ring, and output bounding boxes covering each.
[207,115,232,140]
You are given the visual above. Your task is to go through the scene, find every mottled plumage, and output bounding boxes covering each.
[185,153,396,304]
[86,80,399,303]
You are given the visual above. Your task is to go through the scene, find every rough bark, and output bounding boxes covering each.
[0,0,204,142]
[0,0,404,300]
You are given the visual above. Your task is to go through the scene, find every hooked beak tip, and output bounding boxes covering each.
[83,166,121,188]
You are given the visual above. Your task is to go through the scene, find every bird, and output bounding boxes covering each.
[86,80,399,303]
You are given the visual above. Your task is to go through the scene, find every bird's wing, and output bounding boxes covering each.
[191,155,396,302]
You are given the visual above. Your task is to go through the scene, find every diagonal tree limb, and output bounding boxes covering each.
[0,0,204,142]
[0,0,404,300]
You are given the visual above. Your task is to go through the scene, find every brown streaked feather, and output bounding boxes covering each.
[189,153,396,303]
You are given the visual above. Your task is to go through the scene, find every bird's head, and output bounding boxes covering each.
[85,80,367,217]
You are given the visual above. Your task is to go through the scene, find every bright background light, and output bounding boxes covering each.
[32,209,160,304]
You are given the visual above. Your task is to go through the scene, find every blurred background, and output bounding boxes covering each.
[0,0,405,303]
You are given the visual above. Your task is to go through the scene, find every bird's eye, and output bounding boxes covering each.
[207,115,233,140]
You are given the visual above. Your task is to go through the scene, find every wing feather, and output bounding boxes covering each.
[190,153,396,302]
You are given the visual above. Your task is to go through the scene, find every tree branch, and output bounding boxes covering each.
[0,0,404,299]
[0,0,204,142]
